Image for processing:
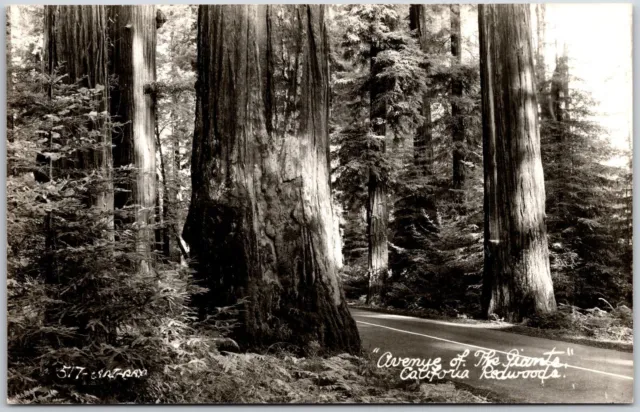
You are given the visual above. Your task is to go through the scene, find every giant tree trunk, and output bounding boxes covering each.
[409,4,434,176]
[366,41,389,304]
[109,5,158,268]
[478,4,556,322]
[44,5,113,215]
[183,5,360,354]
[43,5,114,344]
[450,4,466,191]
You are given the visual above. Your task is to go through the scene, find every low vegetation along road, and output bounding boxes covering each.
[351,308,633,403]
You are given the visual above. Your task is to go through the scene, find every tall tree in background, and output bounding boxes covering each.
[366,17,391,304]
[478,4,556,321]
[550,44,570,124]
[155,5,196,263]
[450,4,466,192]
[184,5,360,354]
[409,4,433,176]
[333,5,426,304]
[534,4,553,120]
[109,5,159,268]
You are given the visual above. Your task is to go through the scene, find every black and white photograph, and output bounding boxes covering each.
[5,3,633,404]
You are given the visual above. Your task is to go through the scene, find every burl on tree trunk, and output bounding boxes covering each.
[184,5,361,355]
[109,5,158,267]
[479,4,557,322]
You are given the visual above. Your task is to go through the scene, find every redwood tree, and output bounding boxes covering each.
[44,5,113,214]
[450,4,466,191]
[184,5,360,354]
[367,34,390,304]
[409,4,434,176]
[109,5,159,267]
[478,4,557,321]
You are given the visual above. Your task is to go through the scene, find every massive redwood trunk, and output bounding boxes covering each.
[450,4,466,191]
[409,4,434,176]
[184,5,360,354]
[109,5,158,266]
[43,5,115,345]
[478,4,556,322]
[44,5,113,215]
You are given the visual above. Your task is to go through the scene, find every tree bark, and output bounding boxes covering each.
[184,5,360,354]
[366,40,389,304]
[43,5,115,345]
[450,4,466,191]
[478,4,556,322]
[409,4,434,176]
[45,5,113,216]
[109,5,158,268]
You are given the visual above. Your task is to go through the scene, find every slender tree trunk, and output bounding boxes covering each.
[409,4,434,176]
[479,4,556,322]
[163,94,181,261]
[155,172,163,253]
[535,4,553,120]
[184,5,360,354]
[550,44,570,126]
[109,5,158,269]
[366,41,389,304]
[450,4,466,191]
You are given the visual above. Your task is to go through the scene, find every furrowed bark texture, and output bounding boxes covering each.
[366,40,389,304]
[450,4,466,191]
[109,5,158,265]
[478,4,556,322]
[409,4,434,176]
[44,6,113,215]
[366,173,388,303]
[184,5,360,354]
[43,5,115,345]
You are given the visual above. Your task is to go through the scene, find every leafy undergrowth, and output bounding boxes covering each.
[151,351,487,404]
[508,303,633,352]
[350,301,633,352]
[9,333,487,404]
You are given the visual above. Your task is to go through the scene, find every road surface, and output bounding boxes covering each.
[351,308,633,403]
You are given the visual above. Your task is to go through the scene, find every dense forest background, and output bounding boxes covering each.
[6,4,632,404]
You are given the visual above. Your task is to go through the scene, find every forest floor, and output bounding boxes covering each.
[349,303,633,353]
[7,351,491,404]
[149,351,490,404]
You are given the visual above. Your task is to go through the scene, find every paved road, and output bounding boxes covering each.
[351,308,633,403]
